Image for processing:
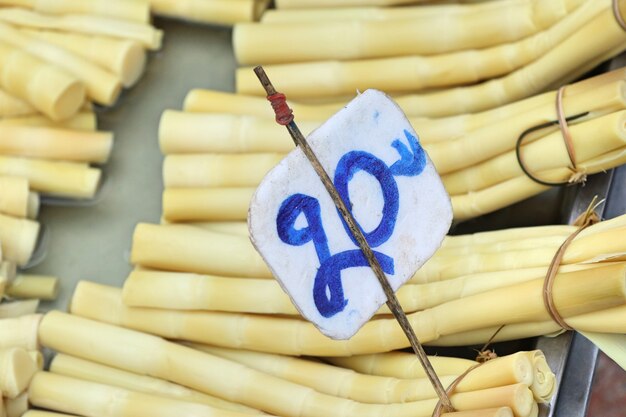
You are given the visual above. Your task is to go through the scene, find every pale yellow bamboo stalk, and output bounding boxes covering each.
[29,372,263,417]
[0,125,113,163]
[0,8,162,50]
[0,213,39,266]
[28,350,43,370]
[0,156,101,199]
[36,0,149,23]
[442,409,514,417]
[22,412,78,417]
[428,306,626,346]
[22,30,146,88]
[0,176,29,218]
[122,270,297,313]
[120,264,598,315]
[193,344,537,404]
[4,391,27,417]
[275,0,487,7]
[0,22,120,106]
[0,315,41,350]
[443,110,626,195]
[6,275,58,300]
[50,354,263,414]
[451,147,626,221]
[131,223,271,277]
[0,300,39,319]
[524,351,554,403]
[580,332,626,371]
[162,152,282,187]
[0,348,38,398]
[0,112,97,131]
[188,221,249,236]
[192,343,459,404]
[234,0,582,65]
[237,0,596,98]
[0,260,15,283]
[40,311,539,417]
[163,188,255,222]
[412,225,626,283]
[263,0,531,23]
[0,87,36,118]
[150,0,271,25]
[71,265,626,355]
[0,41,84,121]
[242,3,626,118]
[430,80,626,175]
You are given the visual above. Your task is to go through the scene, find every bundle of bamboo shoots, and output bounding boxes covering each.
[77,209,625,359]
[159,67,626,222]
[27,310,557,417]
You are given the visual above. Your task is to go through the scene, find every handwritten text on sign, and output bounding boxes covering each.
[249,90,452,339]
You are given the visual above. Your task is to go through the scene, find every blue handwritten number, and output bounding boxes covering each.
[276,129,426,318]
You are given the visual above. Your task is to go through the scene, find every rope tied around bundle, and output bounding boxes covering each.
[516,86,589,187]
[542,196,603,330]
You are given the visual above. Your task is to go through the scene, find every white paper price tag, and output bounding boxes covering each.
[249,89,452,340]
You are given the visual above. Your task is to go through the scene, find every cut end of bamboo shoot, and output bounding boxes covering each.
[0,347,38,398]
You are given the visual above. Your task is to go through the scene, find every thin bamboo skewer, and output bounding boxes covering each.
[49,354,263,414]
[234,0,583,65]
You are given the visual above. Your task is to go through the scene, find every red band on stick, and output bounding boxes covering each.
[267,93,294,125]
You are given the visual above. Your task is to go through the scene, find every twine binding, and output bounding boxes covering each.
[542,197,603,331]
[516,87,589,187]
[614,0,626,31]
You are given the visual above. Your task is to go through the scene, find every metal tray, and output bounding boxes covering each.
[28,17,624,417]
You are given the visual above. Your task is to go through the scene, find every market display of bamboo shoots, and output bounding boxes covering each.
[160,68,626,222]
[1,1,625,416]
